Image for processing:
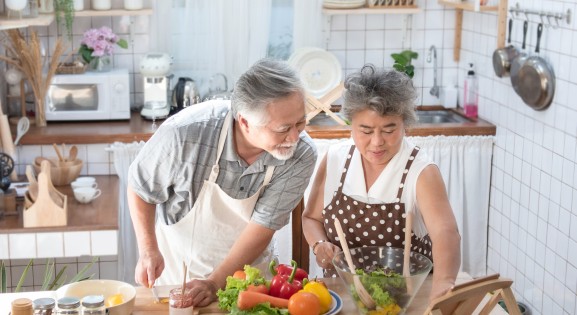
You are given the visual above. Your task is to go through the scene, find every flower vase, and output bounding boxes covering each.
[88,56,112,72]
[35,96,47,127]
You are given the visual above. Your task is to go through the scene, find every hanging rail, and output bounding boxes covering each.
[510,2,571,28]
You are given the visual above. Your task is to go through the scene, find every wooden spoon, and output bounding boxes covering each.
[334,218,376,310]
[68,145,78,161]
[53,143,64,162]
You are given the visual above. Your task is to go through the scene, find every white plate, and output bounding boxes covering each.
[323,290,343,315]
[323,2,365,9]
[289,48,342,99]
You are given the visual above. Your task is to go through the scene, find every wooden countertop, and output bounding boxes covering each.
[0,176,118,233]
[15,107,495,145]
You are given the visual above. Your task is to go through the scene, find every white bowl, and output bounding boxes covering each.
[56,279,136,315]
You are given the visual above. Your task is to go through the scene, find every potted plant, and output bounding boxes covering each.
[391,50,419,78]
[78,26,128,71]
[54,0,75,40]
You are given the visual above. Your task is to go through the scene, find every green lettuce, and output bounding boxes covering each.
[216,265,267,311]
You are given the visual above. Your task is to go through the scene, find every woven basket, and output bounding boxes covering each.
[56,62,87,75]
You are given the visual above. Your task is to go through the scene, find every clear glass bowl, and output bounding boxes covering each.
[332,246,433,315]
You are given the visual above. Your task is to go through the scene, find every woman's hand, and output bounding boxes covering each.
[314,241,340,270]
[429,278,455,301]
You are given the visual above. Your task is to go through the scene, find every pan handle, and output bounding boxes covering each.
[535,23,543,53]
[522,20,528,50]
[507,18,513,44]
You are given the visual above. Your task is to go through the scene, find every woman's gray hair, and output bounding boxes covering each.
[231,58,304,126]
[342,64,417,127]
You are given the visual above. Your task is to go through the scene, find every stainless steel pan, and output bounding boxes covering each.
[517,23,555,110]
[510,20,529,93]
[492,18,519,78]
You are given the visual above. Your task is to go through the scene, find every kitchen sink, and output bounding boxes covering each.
[308,109,470,126]
[416,110,470,124]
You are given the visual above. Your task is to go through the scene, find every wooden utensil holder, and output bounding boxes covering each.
[305,83,347,125]
[23,161,67,228]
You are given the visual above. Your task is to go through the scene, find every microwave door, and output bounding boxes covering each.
[46,82,110,120]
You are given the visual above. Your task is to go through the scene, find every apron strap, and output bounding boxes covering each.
[395,146,420,202]
[208,112,232,183]
[336,145,356,195]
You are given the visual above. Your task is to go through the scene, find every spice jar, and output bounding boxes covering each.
[12,298,33,315]
[56,297,81,315]
[169,287,193,315]
[81,295,106,315]
[33,298,55,315]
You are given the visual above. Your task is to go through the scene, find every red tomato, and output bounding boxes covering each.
[232,270,246,280]
[288,291,321,315]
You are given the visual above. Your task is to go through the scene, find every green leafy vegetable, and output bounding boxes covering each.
[217,265,267,311]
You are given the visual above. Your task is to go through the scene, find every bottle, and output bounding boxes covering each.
[81,295,106,315]
[33,297,55,315]
[463,63,478,118]
[56,297,81,315]
[11,298,33,315]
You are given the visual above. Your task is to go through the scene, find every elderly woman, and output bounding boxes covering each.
[302,65,461,300]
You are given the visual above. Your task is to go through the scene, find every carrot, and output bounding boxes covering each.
[237,291,289,310]
[247,284,269,295]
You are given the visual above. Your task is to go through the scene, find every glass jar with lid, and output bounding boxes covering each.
[33,297,55,315]
[81,295,106,315]
[56,297,81,315]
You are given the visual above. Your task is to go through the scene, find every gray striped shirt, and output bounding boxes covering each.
[128,100,317,230]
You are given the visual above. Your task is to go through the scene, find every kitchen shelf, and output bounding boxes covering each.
[439,0,507,61]
[74,8,153,17]
[438,1,498,11]
[322,6,422,15]
[0,8,152,30]
[0,14,54,30]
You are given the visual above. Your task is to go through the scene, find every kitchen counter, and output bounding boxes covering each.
[0,176,118,233]
[0,273,508,314]
[15,107,495,145]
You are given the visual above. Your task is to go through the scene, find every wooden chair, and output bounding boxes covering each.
[425,273,522,315]
[291,198,309,272]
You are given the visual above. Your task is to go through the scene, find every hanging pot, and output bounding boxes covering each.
[492,18,519,78]
[510,20,529,95]
[517,23,555,110]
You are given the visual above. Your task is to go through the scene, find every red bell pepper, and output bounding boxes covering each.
[268,260,304,299]
[269,259,308,281]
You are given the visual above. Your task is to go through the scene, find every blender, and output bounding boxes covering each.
[139,52,173,120]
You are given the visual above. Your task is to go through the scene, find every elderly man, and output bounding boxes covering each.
[128,58,317,306]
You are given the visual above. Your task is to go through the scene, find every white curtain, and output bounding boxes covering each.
[292,0,324,50]
[107,141,146,284]
[150,0,272,96]
[296,136,494,278]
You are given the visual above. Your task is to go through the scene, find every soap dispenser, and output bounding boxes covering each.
[463,63,478,118]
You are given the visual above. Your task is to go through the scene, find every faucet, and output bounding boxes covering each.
[427,45,439,98]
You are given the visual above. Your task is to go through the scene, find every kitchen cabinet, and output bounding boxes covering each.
[438,0,508,61]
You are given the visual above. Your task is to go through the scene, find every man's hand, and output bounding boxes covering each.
[186,278,219,307]
[135,249,165,288]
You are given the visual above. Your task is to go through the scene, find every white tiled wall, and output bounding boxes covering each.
[324,1,577,314]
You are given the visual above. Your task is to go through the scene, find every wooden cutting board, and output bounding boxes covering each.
[133,286,225,315]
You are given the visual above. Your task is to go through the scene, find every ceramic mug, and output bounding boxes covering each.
[73,187,101,204]
[71,177,97,189]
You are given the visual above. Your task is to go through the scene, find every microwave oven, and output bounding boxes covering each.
[46,69,130,121]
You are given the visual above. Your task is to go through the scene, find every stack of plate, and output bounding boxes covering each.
[323,0,366,9]
[288,47,342,99]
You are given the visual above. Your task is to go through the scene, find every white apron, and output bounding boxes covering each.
[155,113,276,285]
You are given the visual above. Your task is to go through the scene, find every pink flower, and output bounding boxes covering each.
[79,26,128,64]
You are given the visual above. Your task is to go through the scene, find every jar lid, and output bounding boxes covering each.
[82,295,105,307]
[33,297,56,309]
[12,298,33,310]
[57,297,81,309]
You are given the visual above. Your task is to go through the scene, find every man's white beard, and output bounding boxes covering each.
[270,142,298,160]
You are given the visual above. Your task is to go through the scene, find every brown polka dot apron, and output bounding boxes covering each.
[322,145,433,277]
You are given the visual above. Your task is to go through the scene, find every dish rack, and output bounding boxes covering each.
[368,0,416,8]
